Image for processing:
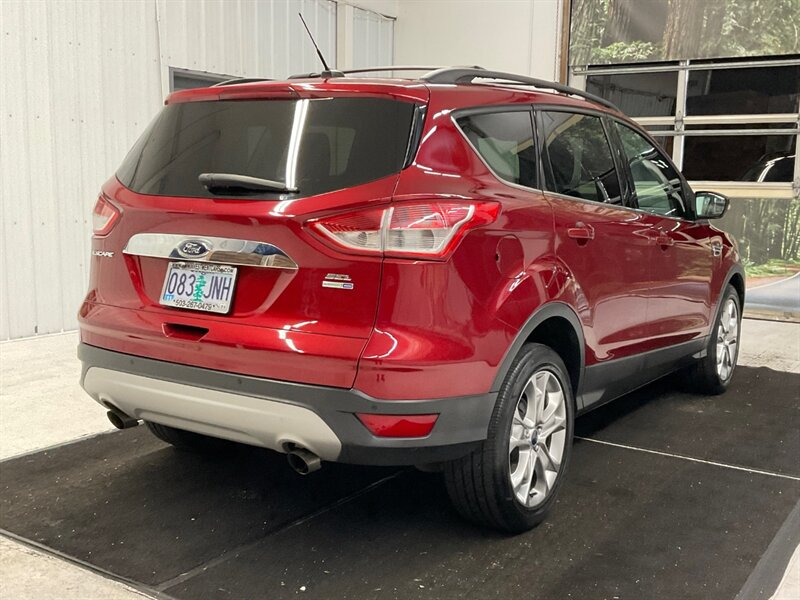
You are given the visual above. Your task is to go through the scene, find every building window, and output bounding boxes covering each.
[580,56,799,190]
[169,68,234,92]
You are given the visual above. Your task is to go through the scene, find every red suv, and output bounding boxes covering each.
[79,67,744,532]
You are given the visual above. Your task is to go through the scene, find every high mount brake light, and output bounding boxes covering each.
[92,195,121,236]
[307,201,499,259]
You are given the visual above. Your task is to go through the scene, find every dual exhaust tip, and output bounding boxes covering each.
[106,409,322,475]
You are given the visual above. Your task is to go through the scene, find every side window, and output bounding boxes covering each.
[539,111,623,205]
[456,111,537,188]
[615,123,687,218]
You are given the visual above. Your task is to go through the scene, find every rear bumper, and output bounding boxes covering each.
[78,343,496,466]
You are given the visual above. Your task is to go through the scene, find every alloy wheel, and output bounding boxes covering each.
[508,369,568,508]
[716,297,739,381]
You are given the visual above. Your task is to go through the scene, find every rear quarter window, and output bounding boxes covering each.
[117,97,416,198]
[456,110,537,188]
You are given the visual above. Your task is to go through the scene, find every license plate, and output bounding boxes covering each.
[159,262,237,314]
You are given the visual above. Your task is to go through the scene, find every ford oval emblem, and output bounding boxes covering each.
[177,239,211,258]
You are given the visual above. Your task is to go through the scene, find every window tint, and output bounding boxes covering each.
[615,123,687,218]
[539,111,622,204]
[683,134,796,182]
[117,97,415,198]
[457,111,537,188]
[586,71,678,117]
[687,65,800,116]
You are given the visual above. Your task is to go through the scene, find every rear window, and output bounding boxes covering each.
[117,97,416,198]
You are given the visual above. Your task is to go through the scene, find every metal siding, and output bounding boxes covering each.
[0,0,387,339]
[353,7,394,70]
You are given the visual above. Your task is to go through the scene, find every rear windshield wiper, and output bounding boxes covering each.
[198,173,298,194]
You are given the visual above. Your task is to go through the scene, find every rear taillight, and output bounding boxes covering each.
[92,195,121,236]
[307,201,498,259]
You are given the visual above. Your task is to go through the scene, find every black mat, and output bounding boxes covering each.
[167,444,797,600]
[1,367,798,600]
[576,366,800,477]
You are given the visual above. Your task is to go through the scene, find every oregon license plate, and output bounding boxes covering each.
[159,262,237,314]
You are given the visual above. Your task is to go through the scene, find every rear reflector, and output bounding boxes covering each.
[92,195,121,236]
[307,201,499,259]
[356,413,439,438]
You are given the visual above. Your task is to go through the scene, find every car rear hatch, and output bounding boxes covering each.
[81,81,428,388]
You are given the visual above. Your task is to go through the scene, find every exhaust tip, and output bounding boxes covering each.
[287,448,322,475]
[106,409,139,430]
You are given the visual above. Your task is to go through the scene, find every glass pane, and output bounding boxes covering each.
[714,196,800,321]
[682,135,796,181]
[117,97,415,199]
[642,125,676,156]
[615,123,686,218]
[539,112,623,205]
[456,111,537,188]
[686,65,800,115]
[586,71,678,117]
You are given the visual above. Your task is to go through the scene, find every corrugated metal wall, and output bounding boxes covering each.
[352,6,394,69]
[0,0,394,340]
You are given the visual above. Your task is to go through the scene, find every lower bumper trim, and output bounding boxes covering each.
[78,343,497,466]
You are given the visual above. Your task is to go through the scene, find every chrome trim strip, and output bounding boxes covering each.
[123,233,298,270]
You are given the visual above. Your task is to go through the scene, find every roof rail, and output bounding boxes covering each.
[420,67,619,111]
[213,77,274,87]
[288,70,345,79]
[288,66,464,79]
[338,66,445,75]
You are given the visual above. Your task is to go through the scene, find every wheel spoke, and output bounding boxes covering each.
[510,448,532,490]
[532,371,549,423]
[512,449,536,501]
[509,430,529,452]
[540,389,562,424]
[539,413,565,440]
[534,451,550,496]
[537,444,560,472]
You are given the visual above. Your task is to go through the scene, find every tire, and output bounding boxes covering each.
[683,284,741,395]
[444,343,575,533]
[145,421,227,452]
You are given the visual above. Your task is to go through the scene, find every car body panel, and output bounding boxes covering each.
[78,75,743,460]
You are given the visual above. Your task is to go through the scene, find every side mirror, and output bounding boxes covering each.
[694,191,729,220]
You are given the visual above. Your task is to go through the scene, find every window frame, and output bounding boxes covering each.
[450,104,542,193]
[604,115,695,221]
[533,106,629,210]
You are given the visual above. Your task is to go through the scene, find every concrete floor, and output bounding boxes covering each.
[0,320,798,599]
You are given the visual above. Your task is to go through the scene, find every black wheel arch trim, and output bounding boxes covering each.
[722,263,746,307]
[490,302,586,395]
[712,263,746,338]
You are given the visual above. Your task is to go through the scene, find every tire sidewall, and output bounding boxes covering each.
[487,344,575,527]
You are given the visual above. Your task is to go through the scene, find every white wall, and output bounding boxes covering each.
[394,0,562,80]
[0,0,392,340]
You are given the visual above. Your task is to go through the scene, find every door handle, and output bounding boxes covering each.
[567,223,595,241]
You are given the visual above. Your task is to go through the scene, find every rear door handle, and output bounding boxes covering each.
[567,223,595,241]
